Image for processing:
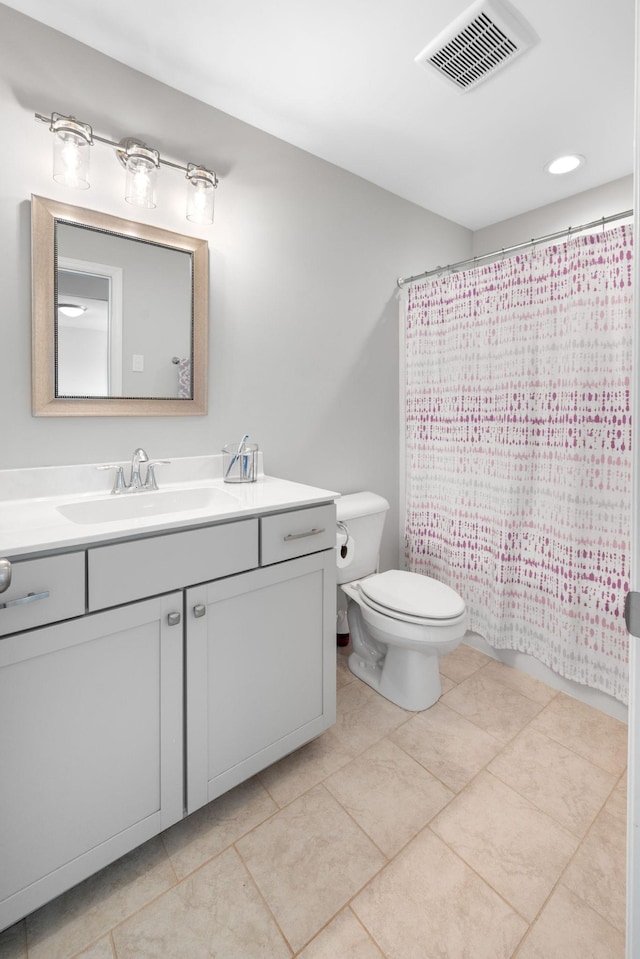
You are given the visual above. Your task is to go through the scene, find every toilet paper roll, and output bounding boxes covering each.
[336,534,356,569]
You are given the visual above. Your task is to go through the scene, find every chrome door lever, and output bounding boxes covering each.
[0,558,11,593]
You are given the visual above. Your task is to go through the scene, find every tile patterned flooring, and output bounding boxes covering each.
[0,643,628,959]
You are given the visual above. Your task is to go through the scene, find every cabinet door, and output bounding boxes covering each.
[186,550,336,813]
[0,593,183,931]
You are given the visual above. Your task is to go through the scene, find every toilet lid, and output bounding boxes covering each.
[359,570,465,620]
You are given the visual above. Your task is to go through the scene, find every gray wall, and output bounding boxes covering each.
[0,3,471,571]
[473,175,633,255]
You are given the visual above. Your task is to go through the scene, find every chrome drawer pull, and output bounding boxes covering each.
[283,527,325,542]
[0,590,50,610]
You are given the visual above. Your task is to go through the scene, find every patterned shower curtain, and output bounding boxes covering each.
[404,225,633,703]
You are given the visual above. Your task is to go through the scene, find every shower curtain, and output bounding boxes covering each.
[403,225,633,703]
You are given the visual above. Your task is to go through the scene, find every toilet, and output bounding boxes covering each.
[336,492,467,711]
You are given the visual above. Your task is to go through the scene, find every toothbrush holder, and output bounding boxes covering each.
[222,443,259,483]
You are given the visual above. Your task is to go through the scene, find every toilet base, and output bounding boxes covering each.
[348,644,442,712]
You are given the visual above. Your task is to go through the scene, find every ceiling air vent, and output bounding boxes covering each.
[415,0,537,93]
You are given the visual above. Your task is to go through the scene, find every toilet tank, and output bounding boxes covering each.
[335,491,390,584]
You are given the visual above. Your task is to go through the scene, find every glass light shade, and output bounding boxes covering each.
[52,116,92,189]
[124,146,159,208]
[186,166,216,225]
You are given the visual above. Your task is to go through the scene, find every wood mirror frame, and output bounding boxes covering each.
[31,194,209,416]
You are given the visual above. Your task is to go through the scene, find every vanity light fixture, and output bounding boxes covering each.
[118,139,160,209]
[51,113,92,190]
[186,164,217,224]
[36,111,218,225]
[544,154,585,175]
[58,303,87,318]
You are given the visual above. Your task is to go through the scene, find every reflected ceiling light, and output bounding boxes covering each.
[545,154,585,175]
[36,111,218,226]
[58,303,87,318]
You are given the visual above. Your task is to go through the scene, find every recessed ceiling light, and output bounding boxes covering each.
[58,303,87,318]
[545,154,585,175]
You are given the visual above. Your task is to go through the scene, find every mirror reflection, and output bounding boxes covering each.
[56,224,192,399]
[57,263,114,397]
[31,195,209,417]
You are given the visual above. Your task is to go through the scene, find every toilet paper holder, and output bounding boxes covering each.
[337,520,349,559]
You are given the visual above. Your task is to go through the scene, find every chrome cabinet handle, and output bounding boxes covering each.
[0,558,11,593]
[283,527,325,542]
[193,604,206,618]
[167,611,181,626]
[0,590,49,610]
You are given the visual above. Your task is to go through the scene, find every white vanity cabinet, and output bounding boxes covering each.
[0,588,184,930]
[165,503,336,813]
[187,547,336,812]
[0,498,336,932]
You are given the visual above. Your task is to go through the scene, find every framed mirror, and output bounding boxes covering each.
[31,194,208,416]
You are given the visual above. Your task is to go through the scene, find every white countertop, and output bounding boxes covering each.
[0,456,339,558]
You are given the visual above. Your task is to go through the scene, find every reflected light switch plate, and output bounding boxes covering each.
[132,354,144,372]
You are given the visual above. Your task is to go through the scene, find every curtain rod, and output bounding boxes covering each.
[396,208,634,288]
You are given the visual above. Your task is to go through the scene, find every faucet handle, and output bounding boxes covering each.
[97,464,127,494]
[143,460,171,491]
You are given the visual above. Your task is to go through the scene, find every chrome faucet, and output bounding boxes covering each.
[98,449,171,493]
[129,448,149,490]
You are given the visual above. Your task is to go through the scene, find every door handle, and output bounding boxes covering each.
[0,558,11,593]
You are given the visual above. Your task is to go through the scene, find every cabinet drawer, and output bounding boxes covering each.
[0,552,85,637]
[88,519,258,610]
[260,503,336,565]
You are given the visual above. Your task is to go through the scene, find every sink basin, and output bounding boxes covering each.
[57,486,236,525]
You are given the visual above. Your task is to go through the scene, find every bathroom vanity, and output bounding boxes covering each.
[0,457,337,931]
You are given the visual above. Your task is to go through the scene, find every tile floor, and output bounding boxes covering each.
[0,643,628,959]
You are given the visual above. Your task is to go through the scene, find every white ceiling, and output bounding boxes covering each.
[2,0,635,230]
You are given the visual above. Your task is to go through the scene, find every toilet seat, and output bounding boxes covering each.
[358,569,465,625]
